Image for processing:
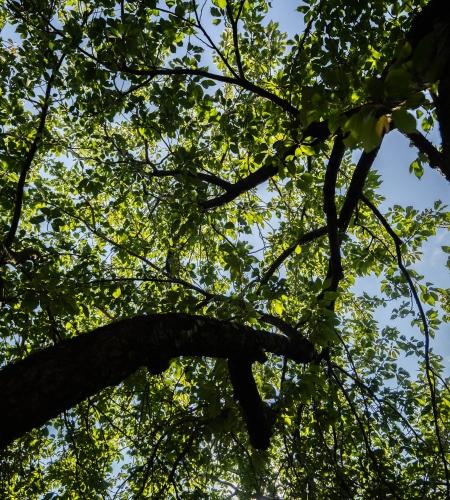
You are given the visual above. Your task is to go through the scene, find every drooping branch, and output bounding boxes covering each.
[329,362,394,493]
[0,313,315,448]
[331,362,423,444]
[359,194,450,492]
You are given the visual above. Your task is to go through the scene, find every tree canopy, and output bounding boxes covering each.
[0,0,449,497]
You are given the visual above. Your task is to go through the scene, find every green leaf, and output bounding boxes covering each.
[385,67,413,98]
[295,144,315,156]
[409,159,423,179]
[343,108,382,152]
[393,109,417,134]
[272,300,284,316]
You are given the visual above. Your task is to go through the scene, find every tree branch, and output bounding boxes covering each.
[192,1,240,79]
[329,362,393,493]
[3,54,65,251]
[0,313,315,448]
[331,362,424,444]
[226,0,245,79]
[360,194,450,492]
[406,131,450,182]
[150,167,234,191]
[435,70,450,182]
[323,135,346,289]
[228,357,274,449]
[199,162,278,209]
[338,147,380,232]
[120,64,299,116]
[258,226,328,288]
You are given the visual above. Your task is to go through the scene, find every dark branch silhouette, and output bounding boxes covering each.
[0,313,315,449]
[323,135,346,290]
[258,226,328,288]
[228,357,275,450]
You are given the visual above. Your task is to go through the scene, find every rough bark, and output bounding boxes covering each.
[228,357,275,450]
[0,313,314,449]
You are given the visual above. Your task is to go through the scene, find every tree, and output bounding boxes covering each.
[0,0,449,496]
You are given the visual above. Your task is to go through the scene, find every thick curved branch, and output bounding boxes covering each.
[0,313,314,448]
[315,144,379,317]
[338,147,380,231]
[258,313,313,347]
[200,162,279,209]
[323,135,346,289]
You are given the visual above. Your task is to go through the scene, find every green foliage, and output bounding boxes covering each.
[0,0,449,498]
